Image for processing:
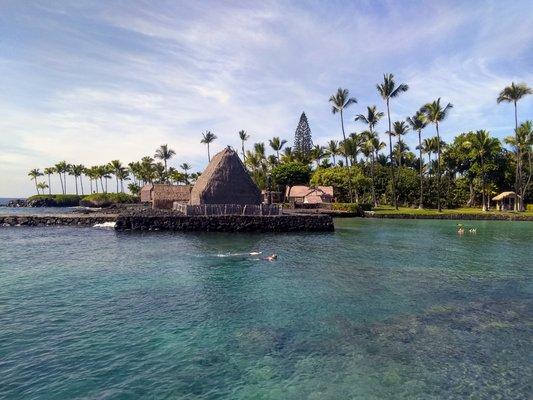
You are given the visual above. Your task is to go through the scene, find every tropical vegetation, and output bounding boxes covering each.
[26,78,531,212]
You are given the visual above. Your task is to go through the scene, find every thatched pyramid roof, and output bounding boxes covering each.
[190,147,261,205]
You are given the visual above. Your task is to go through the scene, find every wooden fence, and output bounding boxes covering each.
[173,203,282,216]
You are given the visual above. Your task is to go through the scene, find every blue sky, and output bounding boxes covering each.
[1,0,532,197]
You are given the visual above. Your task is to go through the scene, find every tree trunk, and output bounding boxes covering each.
[207,144,211,162]
[436,122,442,212]
[418,130,423,209]
[340,109,349,167]
[371,152,377,206]
[75,176,79,195]
[48,174,51,195]
[481,157,486,211]
[386,100,397,209]
[80,177,84,195]
[242,142,246,161]
[34,177,39,194]
[63,173,67,194]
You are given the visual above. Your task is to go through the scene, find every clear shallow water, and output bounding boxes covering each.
[0,219,531,399]
[0,207,76,215]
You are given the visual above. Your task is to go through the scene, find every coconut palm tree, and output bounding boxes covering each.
[354,105,384,136]
[154,145,175,179]
[269,137,287,161]
[201,131,217,162]
[391,121,410,167]
[407,111,428,208]
[109,160,124,192]
[36,182,48,195]
[281,147,295,163]
[329,88,357,166]
[54,161,69,194]
[28,169,43,195]
[238,130,250,161]
[505,121,533,210]
[377,73,409,209]
[116,167,129,192]
[326,140,340,165]
[421,98,453,212]
[497,82,532,210]
[43,167,55,195]
[180,163,192,184]
[310,145,326,168]
[464,130,501,211]
[69,164,85,195]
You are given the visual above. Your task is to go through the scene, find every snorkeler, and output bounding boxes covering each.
[264,254,278,261]
[457,224,465,235]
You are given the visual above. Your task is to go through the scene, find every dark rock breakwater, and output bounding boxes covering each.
[0,214,117,227]
[115,213,334,232]
[0,211,334,232]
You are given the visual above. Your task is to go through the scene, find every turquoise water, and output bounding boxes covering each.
[0,219,531,399]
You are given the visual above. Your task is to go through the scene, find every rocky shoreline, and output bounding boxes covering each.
[369,212,533,221]
[0,210,334,232]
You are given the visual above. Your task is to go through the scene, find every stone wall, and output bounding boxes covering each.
[0,214,117,227]
[115,214,334,232]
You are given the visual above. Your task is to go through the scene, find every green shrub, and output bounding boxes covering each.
[81,193,139,205]
[332,203,363,215]
[527,204,533,211]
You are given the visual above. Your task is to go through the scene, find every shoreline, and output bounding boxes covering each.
[0,212,334,232]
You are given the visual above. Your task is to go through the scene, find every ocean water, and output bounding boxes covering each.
[0,219,531,399]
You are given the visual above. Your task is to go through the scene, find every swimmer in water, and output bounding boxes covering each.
[469,228,477,234]
[457,224,465,235]
[264,254,278,261]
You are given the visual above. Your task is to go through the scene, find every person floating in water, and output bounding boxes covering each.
[457,224,465,235]
[264,254,278,261]
[469,228,477,234]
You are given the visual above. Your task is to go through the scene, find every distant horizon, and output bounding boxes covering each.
[1,0,532,197]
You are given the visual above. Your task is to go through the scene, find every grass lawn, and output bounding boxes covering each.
[372,206,533,217]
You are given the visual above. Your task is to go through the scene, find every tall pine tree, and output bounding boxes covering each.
[294,112,313,161]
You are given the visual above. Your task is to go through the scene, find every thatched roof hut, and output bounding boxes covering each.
[140,184,192,209]
[492,191,519,211]
[190,147,261,205]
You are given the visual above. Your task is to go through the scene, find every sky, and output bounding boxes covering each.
[1,0,532,197]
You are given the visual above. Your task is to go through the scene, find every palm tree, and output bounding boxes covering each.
[28,169,43,195]
[392,121,410,167]
[497,82,532,210]
[109,160,124,192]
[180,163,192,184]
[281,147,295,163]
[354,105,384,136]
[36,182,48,195]
[43,167,55,195]
[116,167,129,192]
[377,73,409,209]
[421,98,453,212]
[154,145,176,179]
[201,131,217,162]
[54,161,69,194]
[269,137,287,161]
[407,111,428,208]
[238,130,250,161]
[505,121,533,210]
[326,140,340,165]
[69,164,85,195]
[329,88,357,166]
[464,130,501,211]
[310,145,326,168]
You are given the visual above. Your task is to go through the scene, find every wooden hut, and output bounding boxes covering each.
[140,184,192,209]
[189,147,261,205]
[492,191,519,211]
